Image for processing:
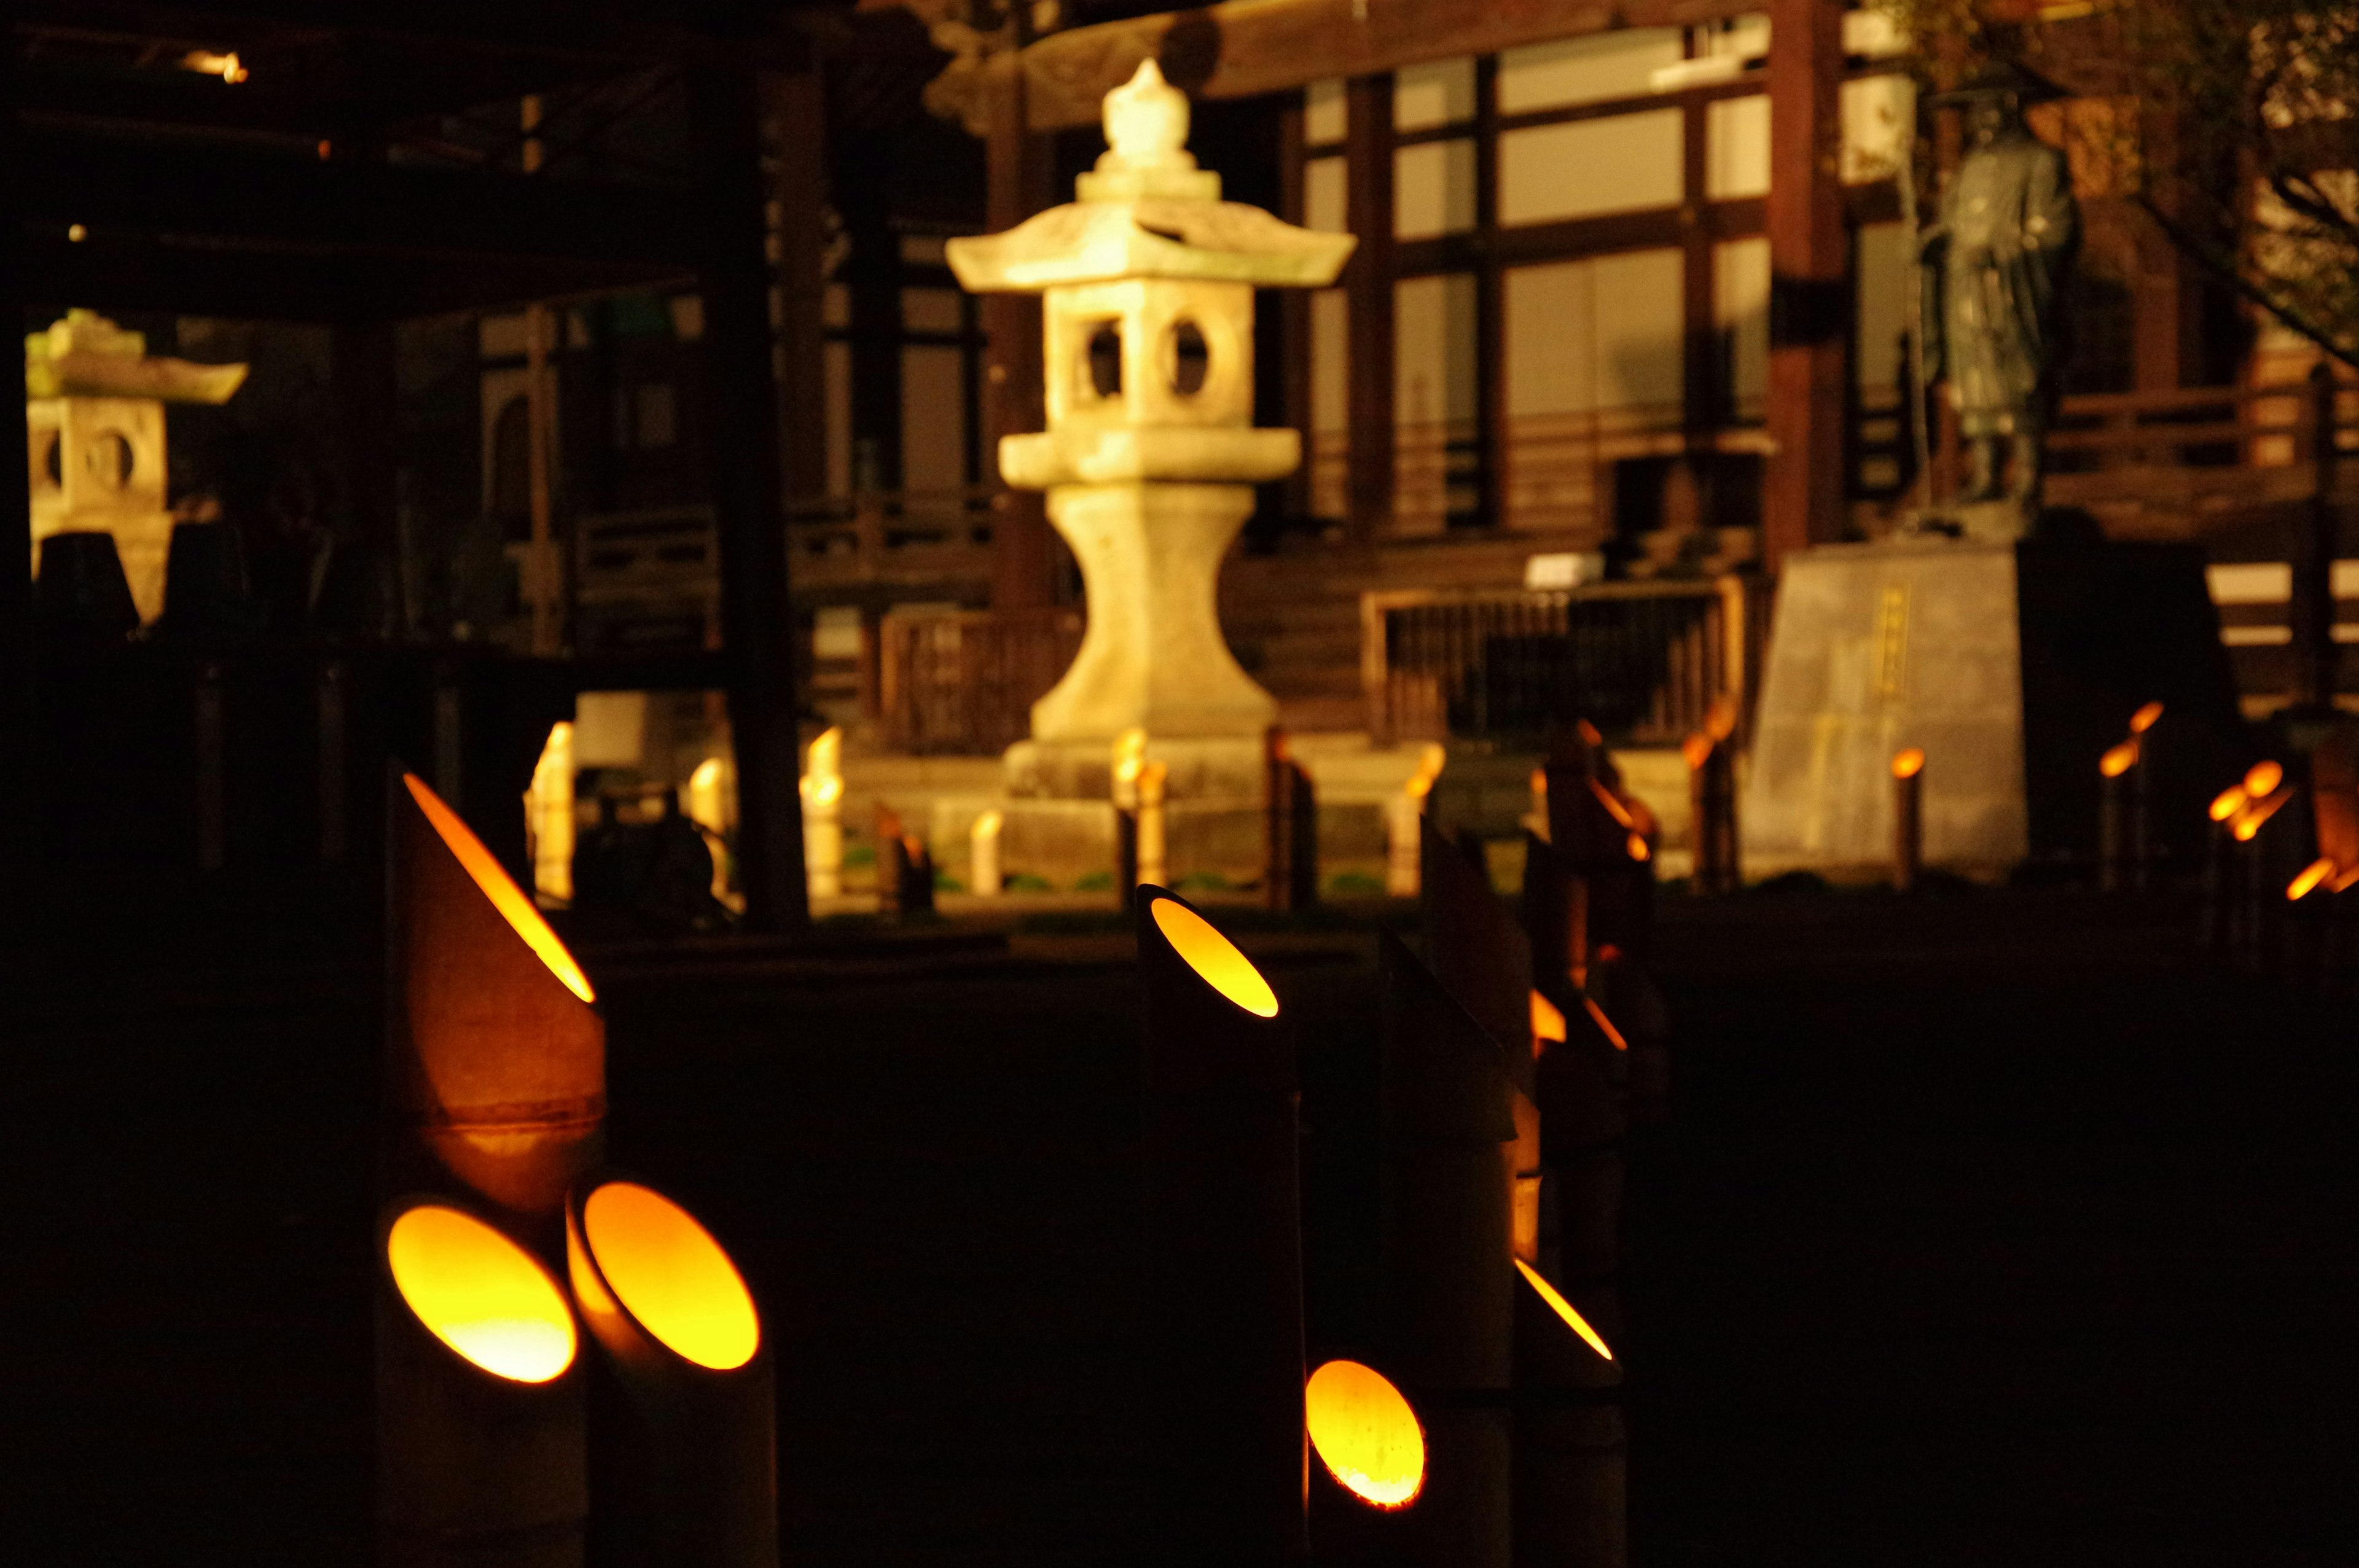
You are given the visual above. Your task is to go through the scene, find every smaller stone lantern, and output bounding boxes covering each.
[25,309,248,623]
[949,60,1353,816]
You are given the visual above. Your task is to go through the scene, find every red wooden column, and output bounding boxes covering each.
[1764,0,1848,566]
[984,57,1060,612]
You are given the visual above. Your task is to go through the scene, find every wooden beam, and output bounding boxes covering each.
[1019,0,1758,131]
[1763,0,1848,566]
[19,121,706,271]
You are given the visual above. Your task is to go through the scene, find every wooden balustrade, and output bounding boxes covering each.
[1361,575,1773,749]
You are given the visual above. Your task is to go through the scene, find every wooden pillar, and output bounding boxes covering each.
[984,57,1059,612]
[0,34,28,910]
[1278,96,1313,524]
[332,319,404,638]
[772,72,831,512]
[687,60,809,932]
[1344,73,1396,542]
[1764,0,1848,567]
[1474,57,1506,531]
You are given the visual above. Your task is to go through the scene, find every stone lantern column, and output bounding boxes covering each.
[950,62,1353,848]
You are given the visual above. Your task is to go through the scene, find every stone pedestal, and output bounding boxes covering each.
[1029,482,1278,744]
[1743,537,2243,880]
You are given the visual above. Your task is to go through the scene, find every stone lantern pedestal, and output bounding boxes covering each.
[949,62,1353,884]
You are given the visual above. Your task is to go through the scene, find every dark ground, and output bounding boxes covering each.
[12,884,2357,1563]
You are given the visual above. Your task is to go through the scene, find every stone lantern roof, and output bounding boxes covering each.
[946,61,1355,294]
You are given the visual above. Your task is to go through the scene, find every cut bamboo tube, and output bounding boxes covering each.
[567,1179,777,1568]
[388,771,604,1230]
[1136,886,1304,1565]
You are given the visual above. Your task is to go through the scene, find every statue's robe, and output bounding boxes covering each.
[1925,134,2079,437]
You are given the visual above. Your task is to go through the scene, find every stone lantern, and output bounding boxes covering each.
[25,308,248,623]
[949,60,1353,819]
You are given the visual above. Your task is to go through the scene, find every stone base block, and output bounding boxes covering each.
[1004,735,1270,802]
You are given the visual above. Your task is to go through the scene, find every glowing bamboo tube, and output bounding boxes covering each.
[1682,729,1739,894]
[1137,759,1169,891]
[1536,987,1628,1287]
[1891,747,1925,893]
[377,1197,585,1567]
[528,721,575,903]
[1136,886,1304,1562]
[1544,744,1654,966]
[1420,816,1536,1095]
[2099,739,2138,892]
[800,727,843,900]
[1387,745,1447,897]
[389,771,603,1224]
[969,808,1004,896]
[567,1180,777,1567]
[1512,1256,1624,1568]
[1378,930,1516,1568]
[1307,1359,1425,1509]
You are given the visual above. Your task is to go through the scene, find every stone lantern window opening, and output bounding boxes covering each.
[1086,320,1124,400]
[1167,320,1210,397]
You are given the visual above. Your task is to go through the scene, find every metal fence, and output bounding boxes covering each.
[877,607,1086,755]
[1363,575,1774,748]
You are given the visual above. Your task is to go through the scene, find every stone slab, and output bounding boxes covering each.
[1743,538,2244,879]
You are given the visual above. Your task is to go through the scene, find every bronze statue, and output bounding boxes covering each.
[1920,65,2080,515]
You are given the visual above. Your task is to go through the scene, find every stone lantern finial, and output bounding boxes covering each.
[1077,60,1219,203]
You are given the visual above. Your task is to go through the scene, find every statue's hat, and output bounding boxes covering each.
[1927,59,2069,107]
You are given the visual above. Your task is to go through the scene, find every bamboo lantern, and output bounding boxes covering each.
[1511,1258,1623,1568]
[566,1179,777,1568]
[2097,739,2138,892]
[527,722,576,904]
[1544,749,1656,968]
[377,1197,586,1567]
[1419,816,1535,1093]
[2128,701,2162,889]
[1890,747,1925,893]
[1520,830,1588,994]
[1386,746,1446,898]
[1536,993,1628,1287]
[1305,1357,1428,1560]
[970,808,1004,896]
[1136,886,1304,1566]
[1377,932,1516,1568]
[1266,728,1319,912]
[800,728,843,899]
[1138,759,1170,890]
[388,771,604,1231]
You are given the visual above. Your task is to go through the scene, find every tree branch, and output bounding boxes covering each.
[2135,192,2359,373]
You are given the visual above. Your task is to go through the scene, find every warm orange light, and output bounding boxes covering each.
[2209,786,2248,822]
[1576,719,1603,747]
[1530,989,1566,1045]
[1681,732,1713,771]
[1514,1258,1614,1361]
[1149,897,1278,1018]
[1305,1360,1425,1508]
[404,773,595,1004]
[388,1205,576,1383]
[2234,788,2291,841]
[2288,857,2336,901]
[1626,832,1651,862]
[1588,778,1636,830]
[2129,701,2164,734]
[2245,760,2285,797]
[1579,993,1629,1052]
[1891,747,1925,780]
[578,1182,760,1370]
[2099,740,2139,779]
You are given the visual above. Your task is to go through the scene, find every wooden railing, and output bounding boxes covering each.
[2044,372,2357,516]
[1362,574,1774,748]
[787,487,997,588]
[877,606,1085,755]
